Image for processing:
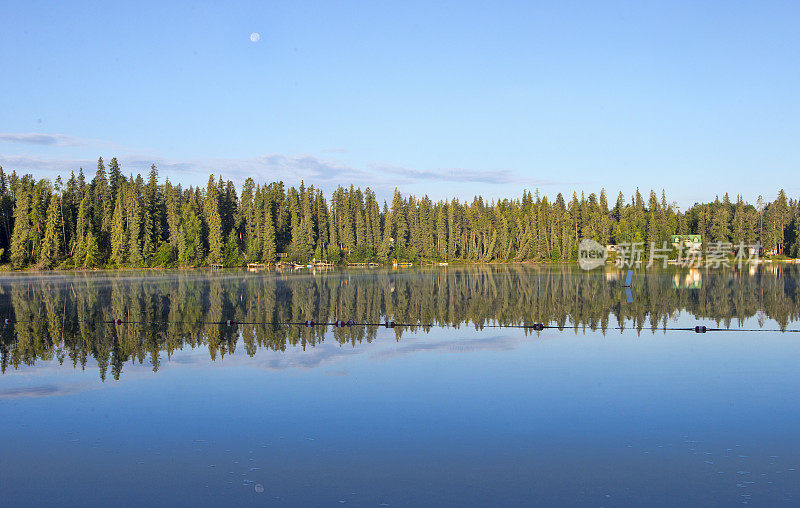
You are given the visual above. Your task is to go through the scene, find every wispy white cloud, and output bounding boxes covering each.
[0,132,87,146]
[212,154,365,182]
[371,334,522,359]
[0,149,571,198]
[0,383,97,399]
[0,154,99,174]
[2,152,522,186]
[375,164,520,184]
[253,343,361,370]
[0,153,366,184]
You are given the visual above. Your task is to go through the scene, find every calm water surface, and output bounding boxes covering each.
[1,265,799,506]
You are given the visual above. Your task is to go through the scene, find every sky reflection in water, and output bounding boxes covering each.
[1,266,799,506]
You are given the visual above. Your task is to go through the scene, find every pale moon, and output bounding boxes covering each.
[250,32,261,43]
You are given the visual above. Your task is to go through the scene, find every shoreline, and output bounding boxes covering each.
[1,257,798,273]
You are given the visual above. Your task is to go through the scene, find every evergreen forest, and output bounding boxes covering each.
[1,157,799,269]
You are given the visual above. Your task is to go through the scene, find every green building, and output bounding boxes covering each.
[671,234,702,249]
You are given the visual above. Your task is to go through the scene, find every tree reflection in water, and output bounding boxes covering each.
[1,265,798,380]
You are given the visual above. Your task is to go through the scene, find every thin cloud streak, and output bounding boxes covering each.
[0,383,95,399]
[0,132,87,146]
[0,152,572,196]
[0,154,99,174]
[371,334,521,360]
[374,164,517,184]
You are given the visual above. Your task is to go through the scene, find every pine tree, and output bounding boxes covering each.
[448,199,459,258]
[142,164,161,260]
[204,176,223,264]
[315,189,330,252]
[732,196,746,243]
[10,179,32,267]
[261,206,276,263]
[164,180,181,251]
[354,188,367,249]
[222,180,237,238]
[179,202,204,266]
[391,189,408,249]
[240,178,255,254]
[340,187,355,253]
[367,190,381,253]
[74,194,91,264]
[647,190,661,248]
[223,230,241,267]
[41,194,63,267]
[436,203,448,257]
[774,189,789,254]
[110,191,126,265]
[378,205,393,261]
[329,194,340,250]
[301,191,315,255]
[84,231,100,268]
[710,196,731,242]
[93,157,112,240]
[249,188,264,261]
[108,157,124,198]
[126,183,143,266]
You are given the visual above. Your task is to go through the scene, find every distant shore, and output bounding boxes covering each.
[2,257,799,273]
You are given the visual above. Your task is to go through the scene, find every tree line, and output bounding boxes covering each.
[1,157,799,268]
[2,265,798,380]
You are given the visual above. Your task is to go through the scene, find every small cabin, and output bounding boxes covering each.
[671,234,702,250]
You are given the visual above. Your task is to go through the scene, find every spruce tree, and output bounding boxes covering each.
[447,200,458,258]
[110,191,126,265]
[41,194,63,267]
[142,164,161,260]
[74,195,91,265]
[204,176,223,264]
[365,189,381,253]
[164,180,181,251]
[314,189,330,253]
[93,157,112,239]
[108,157,124,198]
[261,206,276,263]
[391,189,408,249]
[10,180,32,267]
[436,203,448,257]
[223,230,241,267]
[340,187,355,252]
[84,231,100,268]
[181,200,204,266]
[240,178,255,253]
[378,205,393,261]
[125,183,143,266]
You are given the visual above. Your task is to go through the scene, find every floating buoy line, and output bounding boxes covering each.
[2,318,799,333]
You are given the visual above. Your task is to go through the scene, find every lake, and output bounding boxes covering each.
[1,265,799,506]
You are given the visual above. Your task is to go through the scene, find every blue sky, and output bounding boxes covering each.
[1,0,798,206]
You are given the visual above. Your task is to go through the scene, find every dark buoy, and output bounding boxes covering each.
[114,319,123,326]
[225,320,233,327]
[3,318,12,325]
[694,325,707,333]
[384,321,395,328]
